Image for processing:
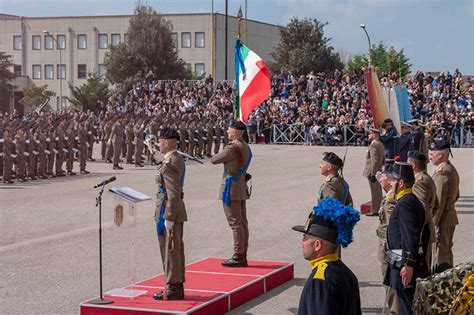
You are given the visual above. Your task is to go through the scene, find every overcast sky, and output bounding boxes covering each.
[2,0,473,74]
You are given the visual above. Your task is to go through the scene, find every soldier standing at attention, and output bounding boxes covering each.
[147,128,187,301]
[15,127,27,182]
[384,161,430,315]
[380,118,399,162]
[78,118,90,174]
[110,115,125,170]
[399,122,413,162]
[363,128,385,216]
[211,120,252,267]
[429,131,459,272]
[205,121,214,158]
[125,120,135,164]
[65,123,76,176]
[317,152,352,206]
[214,120,222,155]
[409,119,428,157]
[105,117,115,164]
[292,197,361,315]
[133,118,145,167]
[407,151,438,271]
[2,129,14,183]
[55,122,66,177]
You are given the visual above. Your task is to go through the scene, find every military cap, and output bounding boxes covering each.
[383,118,394,126]
[391,161,415,182]
[429,128,451,151]
[322,152,343,168]
[229,120,246,131]
[408,119,419,125]
[369,127,381,134]
[159,127,180,141]
[407,150,427,162]
[401,121,411,127]
[292,197,360,247]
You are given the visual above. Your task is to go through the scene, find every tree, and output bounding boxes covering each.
[347,42,412,78]
[269,18,343,76]
[0,51,17,112]
[68,72,110,112]
[19,84,55,111]
[104,4,186,86]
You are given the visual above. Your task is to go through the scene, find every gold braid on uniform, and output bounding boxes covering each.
[412,261,473,314]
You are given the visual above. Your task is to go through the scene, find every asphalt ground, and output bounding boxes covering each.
[1,144,472,314]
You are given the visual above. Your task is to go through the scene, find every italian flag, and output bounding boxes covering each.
[235,39,270,124]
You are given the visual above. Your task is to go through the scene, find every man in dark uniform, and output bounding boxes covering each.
[398,122,413,161]
[211,120,252,267]
[384,161,430,315]
[380,118,399,163]
[292,197,361,315]
[409,119,428,157]
[317,152,352,206]
[147,128,187,301]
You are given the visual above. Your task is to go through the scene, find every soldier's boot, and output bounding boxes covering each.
[222,253,248,267]
[435,263,452,273]
[153,283,184,300]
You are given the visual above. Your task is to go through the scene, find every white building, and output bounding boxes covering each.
[0,12,281,112]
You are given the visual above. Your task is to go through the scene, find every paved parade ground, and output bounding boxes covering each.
[1,144,472,314]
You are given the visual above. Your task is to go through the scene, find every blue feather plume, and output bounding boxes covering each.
[312,197,360,248]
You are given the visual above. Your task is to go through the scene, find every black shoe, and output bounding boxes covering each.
[67,171,77,176]
[4,180,14,184]
[18,178,27,182]
[126,160,134,164]
[89,158,96,162]
[113,165,123,170]
[80,170,90,174]
[365,213,379,217]
[222,254,248,267]
[135,164,144,167]
[153,284,184,300]
[106,159,113,164]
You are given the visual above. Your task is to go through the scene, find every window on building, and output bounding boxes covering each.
[195,63,205,76]
[13,35,22,50]
[14,65,22,76]
[57,35,66,50]
[111,34,121,46]
[44,35,54,50]
[195,32,205,48]
[171,33,178,47]
[77,34,87,49]
[99,34,108,49]
[181,32,191,48]
[32,35,41,50]
[57,64,66,79]
[32,65,41,79]
[98,64,106,77]
[45,65,54,79]
[78,64,87,79]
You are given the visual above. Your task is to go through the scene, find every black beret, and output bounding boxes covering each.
[229,120,246,131]
[407,150,427,162]
[159,127,180,141]
[322,152,343,168]
[383,118,394,126]
[391,161,415,182]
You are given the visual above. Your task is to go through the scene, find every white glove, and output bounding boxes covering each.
[164,220,174,231]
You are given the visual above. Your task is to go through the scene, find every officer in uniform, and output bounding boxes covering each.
[211,120,252,267]
[399,122,413,162]
[133,118,145,167]
[2,128,14,183]
[196,122,205,159]
[407,150,438,271]
[409,119,428,157]
[55,122,66,177]
[65,123,77,176]
[380,118,399,163]
[110,115,125,170]
[292,197,361,315]
[187,122,196,157]
[36,127,48,179]
[178,122,187,153]
[205,121,214,158]
[46,125,56,178]
[317,152,352,206]
[15,127,27,182]
[384,161,430,314]
[86,118,96,162]
[363,128,385,216]
[148,128,187,301]
[78,118,90,174]
[214,120,222,155]
[104,117,114,163]
[429,130,459,272]
[125,120,135,164]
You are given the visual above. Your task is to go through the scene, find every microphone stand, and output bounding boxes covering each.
[91,184,113,305]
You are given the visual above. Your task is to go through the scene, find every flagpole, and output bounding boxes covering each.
[235,7,243,120]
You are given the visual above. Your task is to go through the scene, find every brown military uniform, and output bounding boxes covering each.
[316,173,353,206]
[413,170,438,269]
[376,190,399,314]
[110,121,125,166]
[65,128,76,173]
[187,125,196,157]
[78,124,88,172]
[432,160,459,269]
[36,131,48,179]
[153,150,187,285]
[125,124,135,163]
[2,134,14,182]
[211,139,252,255]
[133,123,145,166]
[87,122,96,160]
[55,128,66,176]
[46,130,56,176]
[105,121,114,162]
[26,132,37,179]
[15,133,27,180]
[214,125,222,155]
[363,139,385,214]
[205,124,214,157]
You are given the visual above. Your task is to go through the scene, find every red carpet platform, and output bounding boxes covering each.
[80,257,294,315]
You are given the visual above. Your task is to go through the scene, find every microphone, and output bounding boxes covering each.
[93,176,116,189]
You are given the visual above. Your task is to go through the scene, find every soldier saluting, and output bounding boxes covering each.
[211,120,252,267]
[147,128,187,301]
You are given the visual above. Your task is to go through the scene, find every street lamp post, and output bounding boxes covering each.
[359,24,372,68]
[43,30,63,110]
